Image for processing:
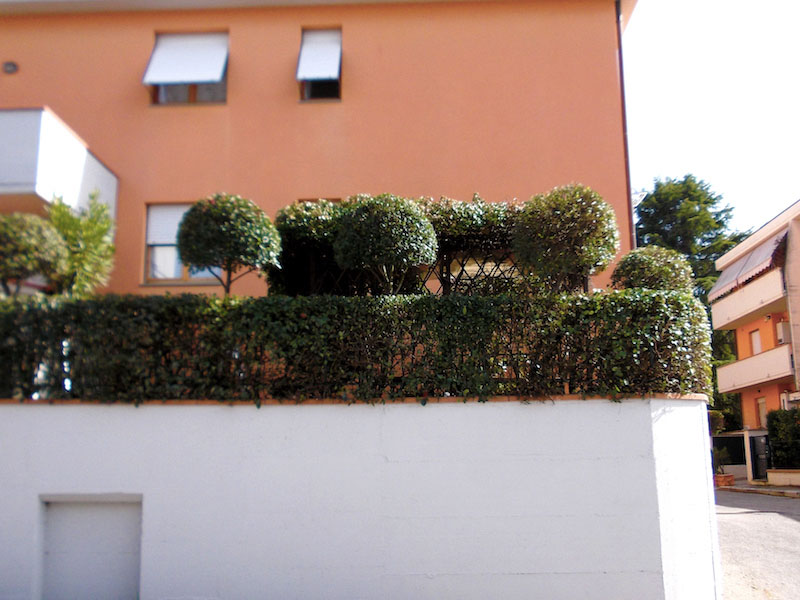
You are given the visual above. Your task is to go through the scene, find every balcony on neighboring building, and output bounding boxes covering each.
[711,268,786,330]
[0,107,117,219]
[717,343,794,394]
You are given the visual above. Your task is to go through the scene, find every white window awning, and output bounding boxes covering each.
[146,205,190,244]
[296,29,342,81]
[709,230,786,302]
[143,32,229,85]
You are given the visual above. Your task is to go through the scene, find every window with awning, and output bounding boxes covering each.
[296,29,342,100]
[142,32,229,104]
[708,231,786,302]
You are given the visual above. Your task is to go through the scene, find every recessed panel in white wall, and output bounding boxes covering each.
[42,500,142,600]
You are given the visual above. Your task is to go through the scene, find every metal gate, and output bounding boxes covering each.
[750,435,771,480]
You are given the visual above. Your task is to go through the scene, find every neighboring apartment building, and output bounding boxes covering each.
[0,0,637,296]
[710,200,800,430]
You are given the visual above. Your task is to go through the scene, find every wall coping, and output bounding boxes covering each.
[0,393,708,406]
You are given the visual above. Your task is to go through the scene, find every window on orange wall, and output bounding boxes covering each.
[296,29,342,101]
[143,32,229,105]
[757,397,767,428]
[145,205,220,283]
[750,329,762,355]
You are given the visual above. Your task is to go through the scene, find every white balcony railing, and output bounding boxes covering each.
[711,268,786,330]
[717,343,794,393]
[0,107,117,219]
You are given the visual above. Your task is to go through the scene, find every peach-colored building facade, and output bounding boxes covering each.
[0,0,637,296]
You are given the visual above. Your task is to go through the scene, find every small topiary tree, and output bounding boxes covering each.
[177,193,281,296]
[611,246,694,292]
[0,212,69,297]
[49,195,115,298]
[512,184,619,292]
[333,194,438,294]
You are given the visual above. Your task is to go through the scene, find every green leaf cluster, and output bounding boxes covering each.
[512,184,619,292]
[0,213,69,297]
[418,194,517,253]
[0,290,711,402]
[611,246,694,292]
[177,193,281,296]
[767,409,800,468]
[48,196,115,298]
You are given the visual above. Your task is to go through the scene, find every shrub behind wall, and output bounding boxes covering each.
[767,409,800,468]
[0,291,711,403]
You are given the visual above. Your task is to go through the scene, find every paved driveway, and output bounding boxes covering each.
[717,491,800,599]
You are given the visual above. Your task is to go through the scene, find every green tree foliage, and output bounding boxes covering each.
[612,246,694,292]
[333,194,438,294]
[635,175,745,430]
[635,175,746,299]
[0,213,68,297]
[49,196,115,298]
[512,184,619,292]
[177,193,281,296]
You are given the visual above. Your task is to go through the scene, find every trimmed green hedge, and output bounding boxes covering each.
[0,290,711,403]
[767,409,800,468]
[419,195,517,253]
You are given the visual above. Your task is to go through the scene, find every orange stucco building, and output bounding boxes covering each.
[0,0,637,296]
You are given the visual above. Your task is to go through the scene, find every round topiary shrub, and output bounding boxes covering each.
[611,246,694,292]
[512,184,619,292]
[271,199,344,295]
[177,193,281,296]
[0,212,68,297]
[333,194,437,294]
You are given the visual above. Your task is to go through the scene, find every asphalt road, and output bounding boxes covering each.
[717,491,800,600]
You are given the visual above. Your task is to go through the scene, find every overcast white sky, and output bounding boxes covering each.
[622,0,800,233]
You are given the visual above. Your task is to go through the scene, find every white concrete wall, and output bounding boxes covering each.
[0,109,41,193]
[0,398,720,600]
[651,399,721,600]
[716,343,794,393]
[0,108,118,219]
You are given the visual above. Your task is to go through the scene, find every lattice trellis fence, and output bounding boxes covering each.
[419,249,523,295]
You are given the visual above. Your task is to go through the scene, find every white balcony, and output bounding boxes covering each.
[717,343,794,393]
[711,268,786,330]
[0,107,117,219]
